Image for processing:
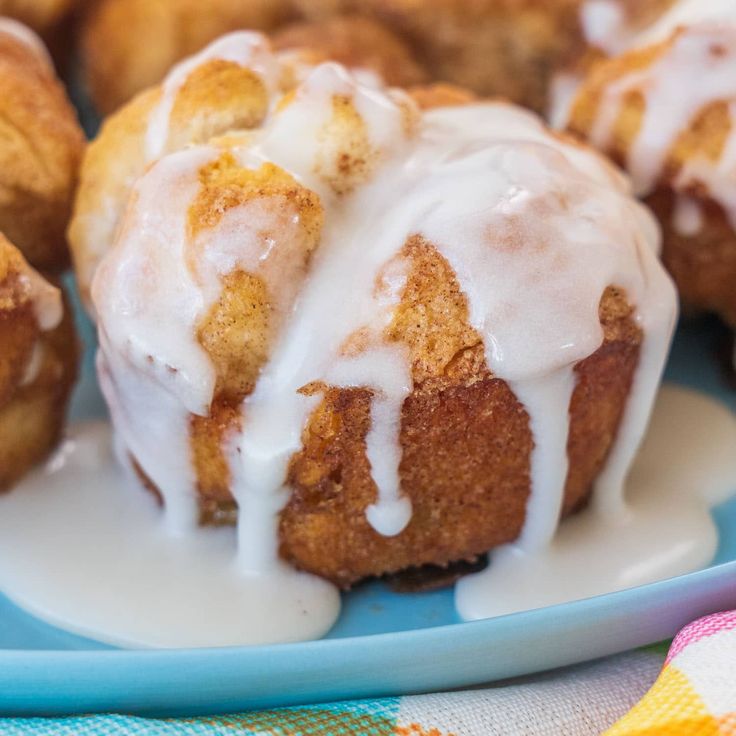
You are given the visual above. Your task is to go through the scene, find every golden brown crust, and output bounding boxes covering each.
[0,31,85,272]
[0,236,79,490]
[272,16,428,89]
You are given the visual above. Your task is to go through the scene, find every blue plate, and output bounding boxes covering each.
[0,312,734,717]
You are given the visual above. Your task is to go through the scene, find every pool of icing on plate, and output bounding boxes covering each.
[0,384,732,648]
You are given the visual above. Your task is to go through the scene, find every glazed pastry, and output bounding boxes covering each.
[563,0,736,329]
[0,234,78,490]
[0,19,84,272]
[293,0,676,111]
[77,33,677,586]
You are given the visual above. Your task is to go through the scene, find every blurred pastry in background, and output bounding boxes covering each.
[80,0,297,113]
[293,0,676,111]
[563,0,736,332]
[0,234,78,491]
[0,0,76,35]
[271,15,427,89]
[0,19,85,272]
[80,0,678,115]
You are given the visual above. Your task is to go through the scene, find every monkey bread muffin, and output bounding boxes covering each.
[72,33,677,587]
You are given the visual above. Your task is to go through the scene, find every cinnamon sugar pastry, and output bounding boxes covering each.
[74,33,676,586]
[0,234,78,490]
[0,20,84,272]
[563,0,736,328]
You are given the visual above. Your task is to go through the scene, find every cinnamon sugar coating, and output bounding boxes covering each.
[0,234,78,490]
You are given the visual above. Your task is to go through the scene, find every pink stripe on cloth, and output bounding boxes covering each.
[666,610,736,664]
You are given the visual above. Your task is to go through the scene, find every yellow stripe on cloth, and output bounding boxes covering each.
[604,664,724,735]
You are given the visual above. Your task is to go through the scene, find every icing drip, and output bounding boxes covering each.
[672,194,704,236]
[18,261,62,332]
[19,343,44,387]
[580,0,631,56]
[145,32,281,162]
[326,346,413,538]
[93,38,676,586]
[93,149,219,534]
[593,290,676,515]
[548,72,582,130]
[511,369,576,552]
[0,17,52,66]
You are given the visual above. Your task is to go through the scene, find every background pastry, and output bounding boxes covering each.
[270,15,427,89]
[292,0,677,111]
[0,0,76,34]
[80,0,677,114]
[563,0,736,330]
[81,0,427,114]
[80,34,676,586]
[81,0,297,114]
[0,20,85,272]
[0,234,78,491]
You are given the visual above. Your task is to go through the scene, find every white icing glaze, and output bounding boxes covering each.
[636,0,736,47]
[548,72,582,130]
[673,194,705,236]
[0,17,52,67]
[18,262,62,332]
[145,32,281,162]
[511,368,575,552]
[19,343,44,387]
[580,0,631,55]
[456,384,736,619]
[93,39,676,595]
[0,423,339,648]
